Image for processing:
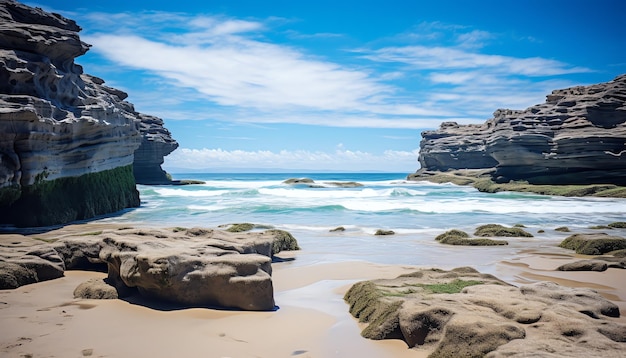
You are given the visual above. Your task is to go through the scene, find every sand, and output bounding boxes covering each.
[1,225,625,357]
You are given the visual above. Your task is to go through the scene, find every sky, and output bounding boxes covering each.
[30,0,626,172]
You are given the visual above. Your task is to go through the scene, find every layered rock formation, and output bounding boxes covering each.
[0,226,301,310]
[415,75,626,185]
[133,114,178,184]
[345,267,626,357]
[0,1,177,226]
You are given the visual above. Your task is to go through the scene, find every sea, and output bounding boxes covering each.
[89,173,626,280]
[96,172,626,280]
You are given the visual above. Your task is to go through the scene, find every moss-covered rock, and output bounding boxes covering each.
[435,229,469,241]
[555,226,571,232]
[609,222,626,229]
[559,233,626,255]
[225,223,255,232]
[264,229,300,255]
[375,229,395,236]
[435,229,508,246]
[474,224,533,237]
[0,165,139,227]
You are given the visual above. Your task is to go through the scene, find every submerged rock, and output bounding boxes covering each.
[345,267,626,357]
[413,75,626,185]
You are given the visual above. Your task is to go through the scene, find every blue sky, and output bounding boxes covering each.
[31,0,626,172]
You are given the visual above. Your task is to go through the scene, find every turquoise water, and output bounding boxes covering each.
[96,172,626,276]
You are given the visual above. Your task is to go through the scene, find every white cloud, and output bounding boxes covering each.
[77,11,593,130]
[164,147,420,172]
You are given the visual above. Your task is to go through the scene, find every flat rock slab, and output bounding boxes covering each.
[345,267,626,357]
[1,227,299,311]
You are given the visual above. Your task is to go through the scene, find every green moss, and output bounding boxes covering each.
[0,184,21,207]
[1,165,139,227]
[265,229,300,255]
[608,222,626,229]
[438,236,508,246]
[76,231,103,236]
[559,234,626,255]
[226,223,255,232]
[435,229,469,241]
[555,226,570,232]
[420,279,484,294]
[589,225,611,230]
[474,224,533,237]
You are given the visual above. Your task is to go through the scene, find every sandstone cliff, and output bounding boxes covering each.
[415,75,626,185]
[0,0,177,226]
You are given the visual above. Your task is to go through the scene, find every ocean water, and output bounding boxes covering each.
[97,172,626,278]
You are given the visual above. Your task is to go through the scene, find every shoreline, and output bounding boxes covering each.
[1,223,625,357]
[407,169,626,198]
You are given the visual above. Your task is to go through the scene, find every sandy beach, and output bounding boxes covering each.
[1,224,625,358]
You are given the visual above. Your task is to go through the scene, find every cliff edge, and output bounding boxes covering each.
[414,75,626,185]
[0,0,177,226]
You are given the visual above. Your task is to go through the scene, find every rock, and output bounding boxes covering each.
[0,1,177,226]
[283,178,315,184]
[0,227,301,310]
[324,181,364,188]
[474,224,533,237]
[0,237,65,288]
[375,229,395,236]
[559,233,626,255]
[557,260,608,272]
[263,229,300,255]
[74,278,118,299]
[413,75,626,185]
[557,257,626,271]
[330,226,346,232]
[132,113,178,185]
[435,229,508,246]
[345,267,626,357]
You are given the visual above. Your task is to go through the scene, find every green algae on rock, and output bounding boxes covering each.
[0,165,139,227]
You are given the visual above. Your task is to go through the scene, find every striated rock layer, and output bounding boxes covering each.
[415,75,626,185]
[0,1,177,226]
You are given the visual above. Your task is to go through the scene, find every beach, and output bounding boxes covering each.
[1,223,625,357]
[1,174,625,357]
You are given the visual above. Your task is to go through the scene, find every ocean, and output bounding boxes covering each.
[97,172,626,279]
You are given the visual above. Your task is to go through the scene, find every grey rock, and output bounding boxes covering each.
[415,75,626,185]
[345,267,626,357]
[0,0,178,225]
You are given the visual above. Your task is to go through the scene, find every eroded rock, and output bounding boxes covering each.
[414,75,626,185]
[1,227,301,310]
[345,267,626,357]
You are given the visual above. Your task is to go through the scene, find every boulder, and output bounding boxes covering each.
[413,75,626,185]
[0,227,301,311]
[559,233,626,255]
[345,267,626,357]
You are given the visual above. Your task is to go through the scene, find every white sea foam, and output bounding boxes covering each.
[154,188,229,197]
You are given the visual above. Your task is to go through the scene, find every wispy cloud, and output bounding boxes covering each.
[75,11,592,130]
[164,147,420,172]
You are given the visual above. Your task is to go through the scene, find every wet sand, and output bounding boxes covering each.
[1,225,625,357]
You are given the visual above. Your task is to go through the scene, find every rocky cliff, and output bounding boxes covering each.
[0,0,176,226]
[415,75,626,185]
[133,113,179,184]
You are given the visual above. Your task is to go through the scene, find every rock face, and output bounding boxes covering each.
[0,1,177,226]
[345,267,626,357]
[133,114,178,184]
[416,75,626,185]
[0,227,301,310]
